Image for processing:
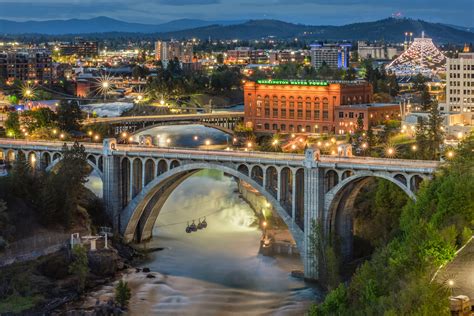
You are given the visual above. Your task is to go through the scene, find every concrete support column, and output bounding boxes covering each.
[276,168,281,202]
[291,169,296,222]
[262,167,267,191]
[303,167,325,281]
[141,159,146,189]
[102,139,122,234]
[129,158,134,200]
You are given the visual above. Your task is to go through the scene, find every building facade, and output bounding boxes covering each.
[58,40,99,58]
[244,79,372,134]
[310,44,351,69]
[334,103,400,134]
[155,40,194,64]
[0,49,52,84]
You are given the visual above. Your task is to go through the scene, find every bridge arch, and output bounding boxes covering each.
[45,151,104,181]
[324,171,420,261]
[120,162,304,252]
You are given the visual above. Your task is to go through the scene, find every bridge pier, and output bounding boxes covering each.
[102,139,123,234]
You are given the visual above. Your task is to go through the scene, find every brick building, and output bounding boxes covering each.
[0,49,52,84]
[334,103,400,134]
[244,79,373,134]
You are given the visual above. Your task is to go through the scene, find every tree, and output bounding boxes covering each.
[115,280,131,308]
[69,244,89,292]
[356,115,364,132]
[420,87,432,111]
[57,101,82,132]
[5,111,21,137]
[426,101,444,159]
[216,53,224,64]
[132,65,149,80]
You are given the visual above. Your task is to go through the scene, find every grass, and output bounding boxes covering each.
[0,294,44,314]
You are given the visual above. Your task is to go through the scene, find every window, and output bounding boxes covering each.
[256,123,263,129]
[281,109,287,118]
[297,125,302,132]
[272,124,278,130]
[323,98,329,110]
[359,112,364,118]
[273,96,278,107]
[306,110,312,120]
[264,123,270,130]
[323,126,329,133]
[273,108,278,117]
[306,125,311,133]
[281,124,286,131]
[289,124,294,131]
[323,111,329,120]
[349,112,354,118]
[297,110,303,119]
[289,109,295,119]
[314,110,320,119]
[339,112,344,118]
[281,96,286,107]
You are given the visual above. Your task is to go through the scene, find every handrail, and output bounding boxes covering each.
[0,138,440,169]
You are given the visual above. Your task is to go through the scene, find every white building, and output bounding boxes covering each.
[444,52,474,137]
[357,41,399,60]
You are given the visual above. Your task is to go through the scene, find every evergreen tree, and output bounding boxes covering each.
[69,244,89,292]
[415,118,430,160]
[115,280,132,308]
[420,87,432,111]
[426,101,444,159]
[57,101,82,132]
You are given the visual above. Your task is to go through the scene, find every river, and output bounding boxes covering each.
[84,125,319,315]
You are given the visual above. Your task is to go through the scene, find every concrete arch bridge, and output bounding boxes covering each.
[0,139,439,280]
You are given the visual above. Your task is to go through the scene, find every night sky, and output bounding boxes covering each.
[0,0,472,27]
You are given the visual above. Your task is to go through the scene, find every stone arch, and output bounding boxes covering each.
[120,163,304,252]
[157,159,168,176]
[144,159,155,186]
[121,157,131,207]
[237,164,249,176]
[132,158,143,198]
[410,175,424,192]
[341,170,354,180]
[324,172,417,261]
[394,174,407,186]
[280,167,292,215]
[46,154,104,180]
[6,150,16,162]
[27,151,38,169]
[265,166,278,198]
[250,165,264,186]
[42,152,51,168]
[170,160,180,169]
[325,169,339,193]
[52,152,62,162]
[87,155,97,166]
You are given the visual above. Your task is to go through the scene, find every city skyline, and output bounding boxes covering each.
[0,0,472,27]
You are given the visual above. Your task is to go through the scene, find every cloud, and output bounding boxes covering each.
[156,0,220,5]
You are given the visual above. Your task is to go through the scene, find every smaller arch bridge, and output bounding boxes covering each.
[83,112,244,136]
[0,139,439,281]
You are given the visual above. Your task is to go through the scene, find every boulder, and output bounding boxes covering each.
[87,249,123,277]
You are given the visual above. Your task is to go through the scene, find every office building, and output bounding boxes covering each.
[310,44,351,69]
[0,49,52,84]
[155,40,194,64]
[244,79,372,134]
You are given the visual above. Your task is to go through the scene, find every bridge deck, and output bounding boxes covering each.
[83,112,244,125]
[0,139,440,172]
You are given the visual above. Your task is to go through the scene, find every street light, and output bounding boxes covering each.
[194,136,199,141]
[446,151,454,159]
[205,139,211,146]
[411,144,417,151]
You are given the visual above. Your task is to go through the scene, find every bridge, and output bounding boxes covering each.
[83,112,244,136]
[0,139,439,281]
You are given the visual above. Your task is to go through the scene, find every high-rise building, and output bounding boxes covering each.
[443,52,474,136]
[155,40,194,64]
[244,79,372,134]
[58,40,99,58]
[310,44,351,69]
[0,49,52,84]
[357,41,399,60]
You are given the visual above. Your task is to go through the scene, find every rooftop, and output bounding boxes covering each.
[337,103,399,109]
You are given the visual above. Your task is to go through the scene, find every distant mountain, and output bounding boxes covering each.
[0,17,473,44]
[442,24,473,33]
[158,18,474,43]
[0,16,242,35]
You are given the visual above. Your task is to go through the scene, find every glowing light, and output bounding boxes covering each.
[317,141,322,146]
[233,138,237,142]
[291,144,296,150]
[247,142,252,148]
[94,135,100,141]
[129,137,134,142]
[291,133,295,138]
[193,136,198,141]
[331,137,336,144]
[262,221,267,228]
[87,131,93,136]
[205,139,211,146]
[166,138,171,144]
[411,144,417,151]
[447,279,454,287]
[361,143,368,149]
[385,146,397,157]
[457,132,463,139]
[301,128,305,132]
[59,133,65,139]
[272,139,279,146]
[299,138,304,143]
[121,132,127,138]
[447,151,454,158]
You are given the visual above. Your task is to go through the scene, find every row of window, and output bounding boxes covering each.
[449,89,474,95]
[449,64,474,71]
[255,107,330,120]
[251,94,370,106]
[255,123,330,133]
[449,97,474,103]
[338,112,365,119]
[448,72,474,78]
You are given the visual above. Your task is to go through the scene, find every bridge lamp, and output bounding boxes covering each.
[160,99,165,106]
[457,132,463,139]
[411,144,417,151]
[53,129,58,135]
[272,139,279,146]
[205,139,211,146]
[331,137,336,144]
[291,144,297,150]
[194,135,199,141]
[87,130,93,136]
[121,132,127,138]
[247,142,253,148]
[166,138,171,145]
[361,143,368,149]
[59,133,65,139]
[299,138,304,143]
[446,151,454,159]
[317,141,322,147]
[233,138,237,143]
[301,128,305,132]
[94,135,100,141]
[129,136,134,142]
[291,133,296,138]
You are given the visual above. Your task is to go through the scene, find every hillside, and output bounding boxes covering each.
[0,17,473,43]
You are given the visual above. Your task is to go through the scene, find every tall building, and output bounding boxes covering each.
[357,41,399,60]
[244,79,372,134]
[58,40,99,58]
[310,44,351,69]
[443,52,474,136]
[155,40,193,64]
[0,49,52,84]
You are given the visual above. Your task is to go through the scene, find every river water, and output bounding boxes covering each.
[84,125,319,315]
